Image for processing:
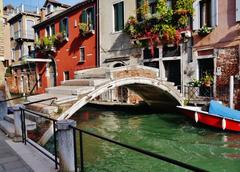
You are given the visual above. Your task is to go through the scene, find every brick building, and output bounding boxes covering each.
[33,0,97,93]
[191,0,240,109]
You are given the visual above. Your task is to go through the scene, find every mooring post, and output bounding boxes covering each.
[56,119,76,172]
[0,91,7,120]
[229,75,234,109]
[13,104,25,142]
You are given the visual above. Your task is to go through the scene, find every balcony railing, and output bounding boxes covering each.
[14,30,35,40]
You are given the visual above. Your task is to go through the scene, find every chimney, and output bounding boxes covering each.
[40,8,45,21]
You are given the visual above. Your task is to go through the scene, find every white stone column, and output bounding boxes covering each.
[229,76,234,109]
[56,119,76,172]
[13,104,25,142]
[0,91,7,120]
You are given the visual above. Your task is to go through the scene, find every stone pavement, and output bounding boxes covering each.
[0,131,33,172]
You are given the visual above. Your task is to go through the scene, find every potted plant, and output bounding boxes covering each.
[188,78,202,87]
[79,22,94,37]
[35,39,42,49]
[201,73,214,87]
[198,25,213,36]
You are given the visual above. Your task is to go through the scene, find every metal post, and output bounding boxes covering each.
[229,76,234,109]
[56,119,76,172]
[73,128,77,172]
[13,104,25,142]
[53,122,58,169]
[79,131,84,172]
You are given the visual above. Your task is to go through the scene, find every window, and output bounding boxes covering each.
[143,47,159,59]
[47,4,53,14]
[80,7,95,30]
[79,47,85,62]
[64,71,70,81]
[46,25,50,36]
[35,30,40,40]
[10,25,14,38]
[200,0,211,27]
[113,1,124,32]
[51,24,55,35]
[236,0,240,22]
[60,18,69,37]
[193,0,218,30]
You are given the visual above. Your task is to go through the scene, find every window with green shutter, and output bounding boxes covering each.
[60,17,69,37]
[114,1,124,32]
[80,7,95,30]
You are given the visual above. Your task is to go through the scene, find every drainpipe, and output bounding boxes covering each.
[96,0,100,67]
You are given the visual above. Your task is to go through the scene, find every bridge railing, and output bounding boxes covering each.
[70,126,207,172]
[20,108,59,169]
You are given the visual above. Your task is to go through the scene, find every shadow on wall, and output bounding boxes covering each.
[109,32,140,57]
[68,35,85,56]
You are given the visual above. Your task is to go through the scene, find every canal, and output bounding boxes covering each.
[70,105,240,172]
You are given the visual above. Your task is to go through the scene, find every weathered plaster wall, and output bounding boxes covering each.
[99,0,141,67]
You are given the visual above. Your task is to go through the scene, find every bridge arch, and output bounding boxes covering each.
[59,77,183,120]
[39,77,183,145]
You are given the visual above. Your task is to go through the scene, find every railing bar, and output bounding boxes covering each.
[23,97,57,106]
[70,126,207,172]
[79,131,84,172]
[72,128,77,172]
[53,122,58,169]
[0,95,26,103]
[20,109,25,143]
[23,110,27,145]
[26,139,59,164]
[22,108,57,122]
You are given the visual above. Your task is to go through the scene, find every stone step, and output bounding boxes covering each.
[26,103,58,115]
[74,67,108,79]
[27,93,78,105]
[61,78,109,87]
[4,114,36,131]
[46,86,95,96]
[0,120,15,138]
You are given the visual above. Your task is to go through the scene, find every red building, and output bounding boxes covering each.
[33,0,98,93]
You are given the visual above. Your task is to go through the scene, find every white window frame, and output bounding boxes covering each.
[79,47,85,62]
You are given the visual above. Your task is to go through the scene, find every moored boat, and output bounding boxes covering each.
[177,101,240,132]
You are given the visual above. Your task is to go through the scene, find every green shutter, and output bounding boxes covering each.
[59,20,63,33]
[114,2,124,31]
[118,2,124,31]
[81,10,87,23]
[90,7,95,29]
[66,18,69,37]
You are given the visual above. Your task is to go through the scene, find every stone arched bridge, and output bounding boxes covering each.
[26,65,183,144]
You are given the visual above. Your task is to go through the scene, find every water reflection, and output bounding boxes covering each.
[71,106,240,172]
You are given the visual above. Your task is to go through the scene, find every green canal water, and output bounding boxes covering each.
[70,105,240,172]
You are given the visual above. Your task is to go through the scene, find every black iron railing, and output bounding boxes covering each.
[70,126,208,172]
[184,85,214,102]
[20,108,58,169]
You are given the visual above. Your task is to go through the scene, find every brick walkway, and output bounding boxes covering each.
[0,131,33,172]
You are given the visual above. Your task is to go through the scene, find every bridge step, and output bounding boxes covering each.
[4,114,36,131]
[74,67,108,79]
[61,79,110,87]
[27,93,78,105]
[46,86,95,96]
[26,103,58,115]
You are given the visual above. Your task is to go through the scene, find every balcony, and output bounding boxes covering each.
[14,30,35,41]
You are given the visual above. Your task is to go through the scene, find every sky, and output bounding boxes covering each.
[3,0,82,8]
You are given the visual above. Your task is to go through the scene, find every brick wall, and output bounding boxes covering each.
[216,46,240,109]
[112,69,157,79]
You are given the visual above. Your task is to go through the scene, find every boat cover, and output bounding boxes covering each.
[209,100,240,120]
